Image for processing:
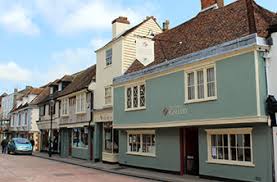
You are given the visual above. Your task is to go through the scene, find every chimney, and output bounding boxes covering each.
[14,88,18,93]
[163,20,170,31]
[25,86,32,90]
[201,0,224,11]
[112,16,130,38]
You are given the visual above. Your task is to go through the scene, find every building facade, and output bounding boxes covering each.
[92,16,162,163]
[113,0,276,181]
[9,88,42,151]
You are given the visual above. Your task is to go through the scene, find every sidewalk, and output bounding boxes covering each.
[32,152,219,182]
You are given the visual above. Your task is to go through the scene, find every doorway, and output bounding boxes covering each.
[180,128,199,176]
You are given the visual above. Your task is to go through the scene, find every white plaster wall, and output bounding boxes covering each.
[30,108,40,132]
[94,40,123,110]
[267,33,277,97]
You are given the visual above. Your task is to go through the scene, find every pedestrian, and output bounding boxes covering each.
[1,138,8,154]
[30,138,35,150]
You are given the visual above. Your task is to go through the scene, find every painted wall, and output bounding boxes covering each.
[72,148,89,160]
[119,128,180,172]
[60,128,70,157]
[198,124,273,182]
[93,123,103,161]
[2,93,14,120]
[114,52,265,125]
[267,32,277,97]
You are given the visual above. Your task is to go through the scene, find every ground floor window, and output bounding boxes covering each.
[72,127,88,148]
[206,128,253,166]
[103,122,118,153]
[127,130,156,156]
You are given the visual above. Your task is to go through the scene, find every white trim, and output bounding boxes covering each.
[126,152,156,158]
[61,98,69,116]
[75,92,87,114]
[184,64,217,104]
[254,50,261,116]
[206,128,254,167]
[113,116,267,129]
[125,83,146,111]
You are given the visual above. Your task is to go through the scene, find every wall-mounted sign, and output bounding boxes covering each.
[162,106,188,116]
[136,38,154,66]
[94,110,113,122]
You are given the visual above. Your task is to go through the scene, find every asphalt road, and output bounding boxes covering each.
[0,153,152,182]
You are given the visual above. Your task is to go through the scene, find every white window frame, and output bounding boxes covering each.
[185,65,217,104]
[61,98,69,116]
[105,48,112,67]
[206,128,254,167]
[125,83,146,111]
[76,93,86,114]
[104,86,112,106]
[127,130,156,157]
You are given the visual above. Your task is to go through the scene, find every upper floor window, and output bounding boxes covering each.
[185,66,216,103]
[24,112,28,125]
[106,49,112,66]
[76,93,86,113]
[126,84,145,110]
[61,98,69,116]
[206,128,253,166]
[105,87,112,106]
[18,113,21,126]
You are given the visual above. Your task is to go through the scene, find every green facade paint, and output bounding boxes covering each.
[114,52,263,126]
[60,128,70,158]
[258,52,267,116]
[72,147,89,160]
[93,123,103,161]
[199,124,273,182]
[119,128,180,172]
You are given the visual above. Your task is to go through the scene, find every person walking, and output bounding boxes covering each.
[30,138,35,150]
[1,138,8,154]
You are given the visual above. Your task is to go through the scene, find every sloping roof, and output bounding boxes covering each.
[57,75,74,83]
[30,84,51,105]
[57,64,96,98]
[126,0,276,74]
[96,16,160,52]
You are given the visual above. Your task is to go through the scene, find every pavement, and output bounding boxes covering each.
[0,153,148,182]
[31,152,220,182]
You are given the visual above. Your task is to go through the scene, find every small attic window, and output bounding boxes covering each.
[58,83,62,91]
[50,87,54,94]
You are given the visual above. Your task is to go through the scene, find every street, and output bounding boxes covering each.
[0,154,152,182]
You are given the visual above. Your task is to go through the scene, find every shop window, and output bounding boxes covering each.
[206,128,253,166]
[103,122,118,153]
[127,130,156,156]
[125,83,146,110]
[72,128,88,148]
[185,65,216,103]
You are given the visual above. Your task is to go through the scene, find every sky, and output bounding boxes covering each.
[0,0,276,94]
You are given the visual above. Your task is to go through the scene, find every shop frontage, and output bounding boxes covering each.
[94,109,119,163]
[60,125,93,160]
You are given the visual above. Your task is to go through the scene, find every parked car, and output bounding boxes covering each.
[7,138,33,155]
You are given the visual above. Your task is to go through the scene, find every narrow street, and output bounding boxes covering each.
[0,154,152,182]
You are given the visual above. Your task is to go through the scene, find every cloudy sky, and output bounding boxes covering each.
[0,0,276,94]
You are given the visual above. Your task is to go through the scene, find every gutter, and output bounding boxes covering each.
[114,33,268,85]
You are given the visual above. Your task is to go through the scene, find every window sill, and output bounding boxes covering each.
[75,111,86,115]
[184,97,217,104]
[61,115,69,117]
[125,107,146,112]
[126,152,156,158]
[72,146,88,150]
[103,105,112,109]
[206,160,255,167]
[104,65,112,69]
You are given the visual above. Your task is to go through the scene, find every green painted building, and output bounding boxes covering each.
[113,1,277,181]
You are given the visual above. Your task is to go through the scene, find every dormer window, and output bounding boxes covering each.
[50,87,54,94]
[58,83,62,91]
[106,48,112,66]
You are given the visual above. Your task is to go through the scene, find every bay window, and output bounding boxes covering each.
[72,128,88,148]
[127,131,156,156]
[206,128,253,166]
[103,122,118,153]
[76,93,86,113]
[126,83,146,110]
[185,65,216,103]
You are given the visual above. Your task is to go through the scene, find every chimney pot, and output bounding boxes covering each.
[112,16,130,25]
[201,0,224,10]
[163,20,170,31]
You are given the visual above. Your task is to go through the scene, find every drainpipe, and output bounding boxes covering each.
[87,88,94,161]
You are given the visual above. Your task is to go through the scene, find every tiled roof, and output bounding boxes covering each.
[57,75,74,83]
[125,0,276,74]
[35,64,96,105]
[30,84,51,105]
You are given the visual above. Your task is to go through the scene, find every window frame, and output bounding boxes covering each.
[206,128,254,167]
[104,86,112,106]
[76,93,87,114]
[72,127,89,149]
[184,65,217,104]
[126,130,156,157]
[125,83,146,111]
[105,48,113,67]
[61,98,69,116]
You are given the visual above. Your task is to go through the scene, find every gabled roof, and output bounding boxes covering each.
[95,16,160,52]
[125,0,276,74]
